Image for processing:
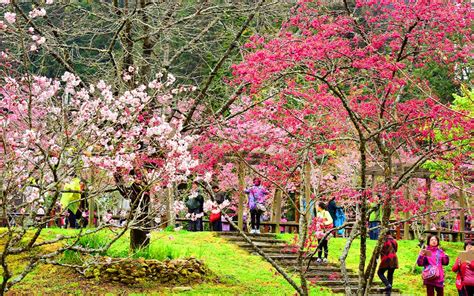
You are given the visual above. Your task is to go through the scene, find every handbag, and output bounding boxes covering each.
[422,250,440,281]
[256,203,266,212]
[455,273,462,290]
[209,212,221,223]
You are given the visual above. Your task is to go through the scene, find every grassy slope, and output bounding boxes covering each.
[277,234,464,296]
[8,229,462,295]
[8,229,334,295]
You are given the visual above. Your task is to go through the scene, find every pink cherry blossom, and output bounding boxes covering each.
[4,12,16,24]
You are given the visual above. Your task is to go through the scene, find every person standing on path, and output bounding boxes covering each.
[439,217,448,241]
[377,231,398,295]
[315,202,333,263]
[327,197,338,226]
[185,181,204,231]
[60,177,83,229]
[210,185,226,231]
[244,177,269,234]
[453,216,461,241]
[417,235,450,296]
[452,240,474,296]
[369,201,382,240]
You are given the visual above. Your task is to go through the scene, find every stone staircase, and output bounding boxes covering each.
[217,232,401,295]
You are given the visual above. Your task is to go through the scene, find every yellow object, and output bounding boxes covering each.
[60,178,81,213]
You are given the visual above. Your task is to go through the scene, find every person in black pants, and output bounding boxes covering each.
[67,208,77,229]
[315,202,333,263]
[210,185,226,231]
[377,231,398,295]
[185,181,204,231]
[244,178,269,234]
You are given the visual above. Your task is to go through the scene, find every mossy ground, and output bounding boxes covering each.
[4,229,304,295]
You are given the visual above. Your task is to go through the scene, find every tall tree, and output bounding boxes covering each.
[232,0,472,294]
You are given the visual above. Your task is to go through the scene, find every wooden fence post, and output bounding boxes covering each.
[168,186,175,228]
[403,184,411,240]
[274,189,282,234]
[425,178,432,229]
[238,160,246,230]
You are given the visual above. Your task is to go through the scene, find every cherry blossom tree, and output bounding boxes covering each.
[0,40,200,291]
[231,0,473,294]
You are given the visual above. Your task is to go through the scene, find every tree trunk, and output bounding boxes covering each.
[298,192,309,296]
[459,180,466,242]
[295,160,313,295]
[363,153,394,296]
[129,190,151,251]
[357,139,368,296]
[340,221,359,296]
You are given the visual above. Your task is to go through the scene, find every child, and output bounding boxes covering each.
[452,240,474,296]
[417,235,449,296]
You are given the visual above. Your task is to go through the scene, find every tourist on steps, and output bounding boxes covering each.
[315,202,333,263]
[417,235,449,296]
[377,231,398,295]
[244,177,269,234]
[452,240,474,296]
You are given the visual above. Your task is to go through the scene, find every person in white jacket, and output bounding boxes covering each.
[315,202,333,263]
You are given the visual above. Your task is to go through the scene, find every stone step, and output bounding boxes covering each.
[268,254,307,260]
[269,257,328,265]
[267,257,340,266]
[308,279,359,285]
[287,265,351,273]
[329,286,400,293]
[237,242,289,249]
[219,230,399,295]
[305,271,358,279]
[246,249,298,256]
[221,236,286,244]
[216,231,277,238]
[271,261,341,271]
[306,279,385,286]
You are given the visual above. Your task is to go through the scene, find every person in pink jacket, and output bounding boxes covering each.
[244,177,269,234]
[417,235,450,296]
[452,240,474,296]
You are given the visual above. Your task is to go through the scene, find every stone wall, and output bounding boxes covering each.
[83,257,213,285]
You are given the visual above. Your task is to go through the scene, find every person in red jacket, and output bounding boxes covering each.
[452,240,474,296]
[377,231,398,295]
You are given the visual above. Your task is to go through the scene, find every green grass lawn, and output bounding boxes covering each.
[5,229,464,295]
[6,229,336,295]
[278,234,464,296]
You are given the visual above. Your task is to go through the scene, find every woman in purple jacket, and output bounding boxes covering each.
[417,235,450,296]
[244,177,269,234]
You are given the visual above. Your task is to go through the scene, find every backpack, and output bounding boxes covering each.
[335,208,346,235]
[186,197,199,210]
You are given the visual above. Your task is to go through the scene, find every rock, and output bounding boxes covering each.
[172,286,192,292]
[79,256,214,286]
